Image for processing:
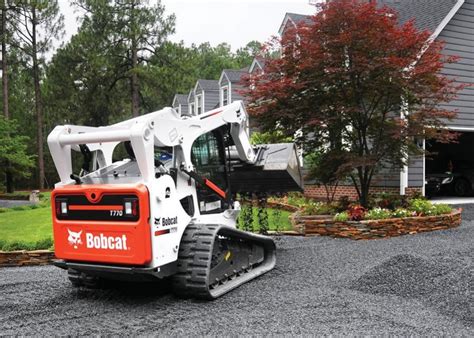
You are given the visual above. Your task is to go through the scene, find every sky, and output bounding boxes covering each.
[59,0,320,51]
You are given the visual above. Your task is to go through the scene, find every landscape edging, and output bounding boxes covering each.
[292,209,462,239]
[0,250,55,267]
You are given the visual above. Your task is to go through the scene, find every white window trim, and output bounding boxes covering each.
[177,104,182,115]
[196,93,204,115]
[221,85,229,106]
[189,102,195,116]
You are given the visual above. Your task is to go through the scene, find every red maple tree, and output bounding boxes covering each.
[243,0,466,205]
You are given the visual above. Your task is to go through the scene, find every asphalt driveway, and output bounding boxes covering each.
[0,205,472,335]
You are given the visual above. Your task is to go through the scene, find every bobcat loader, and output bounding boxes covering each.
[48,101,303,299]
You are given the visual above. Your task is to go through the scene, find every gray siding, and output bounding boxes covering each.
[231,84,244,102]
[180,104,189,116]
[437,0,474,128]
[204,90,220,111]
[371,165,401,188]
[408,156,424,187]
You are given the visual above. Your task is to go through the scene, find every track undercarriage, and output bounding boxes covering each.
[172,224,276,299]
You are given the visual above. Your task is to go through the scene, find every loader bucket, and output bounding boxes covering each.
[229,143,304,194]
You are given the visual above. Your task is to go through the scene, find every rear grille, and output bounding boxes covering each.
[55,194,140,222]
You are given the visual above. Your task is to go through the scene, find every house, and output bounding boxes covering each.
[249,57,266,75]
[187,89,195,116]
[218,68,248,107]
[172,94,190,116]
[278,12,313,36]
[287,0,474,199]
[169,0,473,199]
[193,79,220,114]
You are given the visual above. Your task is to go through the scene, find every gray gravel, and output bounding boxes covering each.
[0,205,472,335]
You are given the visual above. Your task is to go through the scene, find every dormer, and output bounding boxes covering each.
[218,68,248,107]
[249,57,266,75]
[278,12,312,36]
[193,79,220,114]
[172,94,189,116]
[187,89,195,115]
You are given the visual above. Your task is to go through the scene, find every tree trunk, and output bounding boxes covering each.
[32,7,45,190]
[130,1,139,117]
[1,5,13,193]
[131,44,139,117]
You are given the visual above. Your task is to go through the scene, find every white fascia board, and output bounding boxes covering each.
[193,81,201,94]
[430,0,465,42]
[278,15,296,36]
[218,71,226,85]
[415,0,464,62]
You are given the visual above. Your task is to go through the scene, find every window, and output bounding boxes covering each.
[196,94,203,115]
[189,103,195,115]
[191,130,228,213]
[221,86,229,106]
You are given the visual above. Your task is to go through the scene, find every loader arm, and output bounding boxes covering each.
[47,100,302,300]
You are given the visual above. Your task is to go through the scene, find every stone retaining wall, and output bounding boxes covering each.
[0,250,55,267]
[292,209,462,240]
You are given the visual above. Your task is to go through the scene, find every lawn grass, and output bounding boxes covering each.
[0,207,53,251]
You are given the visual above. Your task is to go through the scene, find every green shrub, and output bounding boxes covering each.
[302,202,336,216]
[0,207,8,213]
[286,192,310,208]
[432,204,453,215]
[0,238,53,251]
[334,211,349,222]
[336,196,351,212]
[11,205,30,211]
[365,208,392,220]
[392,208,415,218]
[369,192,407,210]
[409,198,435,216]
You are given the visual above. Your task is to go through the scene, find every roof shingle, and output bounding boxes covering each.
[196,79,220,91]
[378,0,459,33]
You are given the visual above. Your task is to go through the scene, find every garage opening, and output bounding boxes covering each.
[426,132,474,199]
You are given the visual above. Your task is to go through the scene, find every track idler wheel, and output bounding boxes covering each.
[172,224,276,300]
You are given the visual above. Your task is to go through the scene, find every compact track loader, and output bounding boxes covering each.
[48,101,303,299]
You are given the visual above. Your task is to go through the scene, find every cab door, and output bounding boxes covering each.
[191,129,230,214]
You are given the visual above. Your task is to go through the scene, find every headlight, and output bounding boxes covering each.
[441,177,453,185]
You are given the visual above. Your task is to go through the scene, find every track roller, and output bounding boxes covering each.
[172,224,276,300]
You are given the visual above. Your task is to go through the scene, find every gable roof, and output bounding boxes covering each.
[249,56,267,74]
[173,94,188,106]
[378,0,464,35]
[278,12,312,35]
[220,69,247,84]
[195,79,220,91]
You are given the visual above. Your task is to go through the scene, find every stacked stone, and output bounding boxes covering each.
[292,209,462,240]
[0,250,55,267]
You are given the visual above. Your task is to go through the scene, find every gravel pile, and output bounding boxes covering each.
[0,205,472,335]
[350,252,472,326]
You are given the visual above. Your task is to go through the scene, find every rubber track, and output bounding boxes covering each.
[67,269,102,289]
[172,224,276,300]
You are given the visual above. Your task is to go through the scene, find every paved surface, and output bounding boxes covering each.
[0,206,472,335]
[0,200,34,208]
[430,196,474,205]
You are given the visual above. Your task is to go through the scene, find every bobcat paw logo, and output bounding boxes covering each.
[67,229,83,249]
